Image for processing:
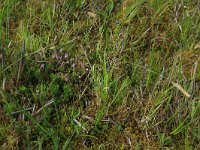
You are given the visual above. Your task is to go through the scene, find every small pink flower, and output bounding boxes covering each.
[38,52,43,58]
[80,62,85,69]
[40,64,45,70]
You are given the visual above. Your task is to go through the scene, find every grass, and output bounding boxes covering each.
[0,0,200,149]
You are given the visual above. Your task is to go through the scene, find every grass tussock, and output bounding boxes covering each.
[0,0,200,149]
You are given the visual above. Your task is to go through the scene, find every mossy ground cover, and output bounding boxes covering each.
[0,0,200,149]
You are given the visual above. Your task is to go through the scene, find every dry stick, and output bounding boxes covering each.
[126,136,132,148]
[73,118,87,132]
[172,81,191,98]
[34,99,54,115]
[17,40,25,83]
[5,107,33,116]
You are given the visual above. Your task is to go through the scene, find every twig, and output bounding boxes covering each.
[82,115,94,121]
[5,107,33,116]
[126,136,132,148]
[73,118,87,132]
[34,99,54,115]
[172,81,191,98]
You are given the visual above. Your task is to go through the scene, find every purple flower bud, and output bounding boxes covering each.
[80,62,85,69]
[40,64,45,70]
[38,52,43,58]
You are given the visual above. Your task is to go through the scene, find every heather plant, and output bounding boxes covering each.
[0,0,200,149]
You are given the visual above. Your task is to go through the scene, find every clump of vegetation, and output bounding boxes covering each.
[0,0,200,149]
